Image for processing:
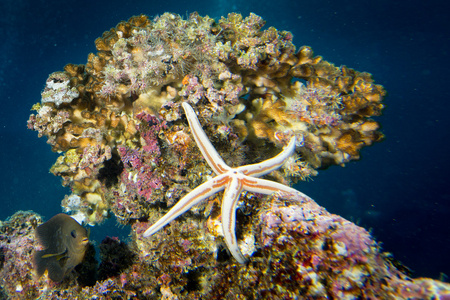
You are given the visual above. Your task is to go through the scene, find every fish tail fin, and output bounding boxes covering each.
[33,249,48,279]
[33,249,64,282]
[46,259,65,282]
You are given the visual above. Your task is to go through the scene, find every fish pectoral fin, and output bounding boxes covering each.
[41,249,68,261]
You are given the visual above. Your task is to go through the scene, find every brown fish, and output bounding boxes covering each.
[33,213,89,282]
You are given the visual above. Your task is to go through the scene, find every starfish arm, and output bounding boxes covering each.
[182,102,230,175]
[221,177,247,264]
[241,176,311,200]
[143,175,227,238]
[238,136,296,177]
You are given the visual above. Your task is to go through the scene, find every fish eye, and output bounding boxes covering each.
[71,230,77,238]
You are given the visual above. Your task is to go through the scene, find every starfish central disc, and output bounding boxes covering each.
[143,102,309,263]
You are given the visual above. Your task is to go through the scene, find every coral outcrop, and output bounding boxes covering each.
[28,12,385,226]
[21,11,448,299]
[2,195,450,299]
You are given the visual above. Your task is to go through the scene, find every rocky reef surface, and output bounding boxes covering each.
[2,195,450,299]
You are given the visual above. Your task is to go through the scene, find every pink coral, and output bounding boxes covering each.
[117,146,141,169]
[120,166,163,201]
[108,111,170,221]
[257,193,450,299]
[117,112,164,201]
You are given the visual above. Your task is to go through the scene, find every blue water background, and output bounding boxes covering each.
[0,0,448,279]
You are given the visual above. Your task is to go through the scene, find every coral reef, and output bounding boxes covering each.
[21,11,450,299]
[2,195,450,299]
[28,12,385,227]
[0,211,42,298]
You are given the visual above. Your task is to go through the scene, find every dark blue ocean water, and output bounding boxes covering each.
[0,0,448,279]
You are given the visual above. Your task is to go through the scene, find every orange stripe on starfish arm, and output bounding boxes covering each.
[212,176,231,189]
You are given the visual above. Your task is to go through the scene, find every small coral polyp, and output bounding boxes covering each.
[28,12,385,226]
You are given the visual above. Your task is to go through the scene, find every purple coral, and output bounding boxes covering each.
[257,193,450,299]
[120,166,163,201]
[117,146,141,169]
[116,112,164,202]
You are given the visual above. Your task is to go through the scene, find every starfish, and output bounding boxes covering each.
[143,102,308,263]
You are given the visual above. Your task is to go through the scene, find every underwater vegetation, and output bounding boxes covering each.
[0,11,443,299]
